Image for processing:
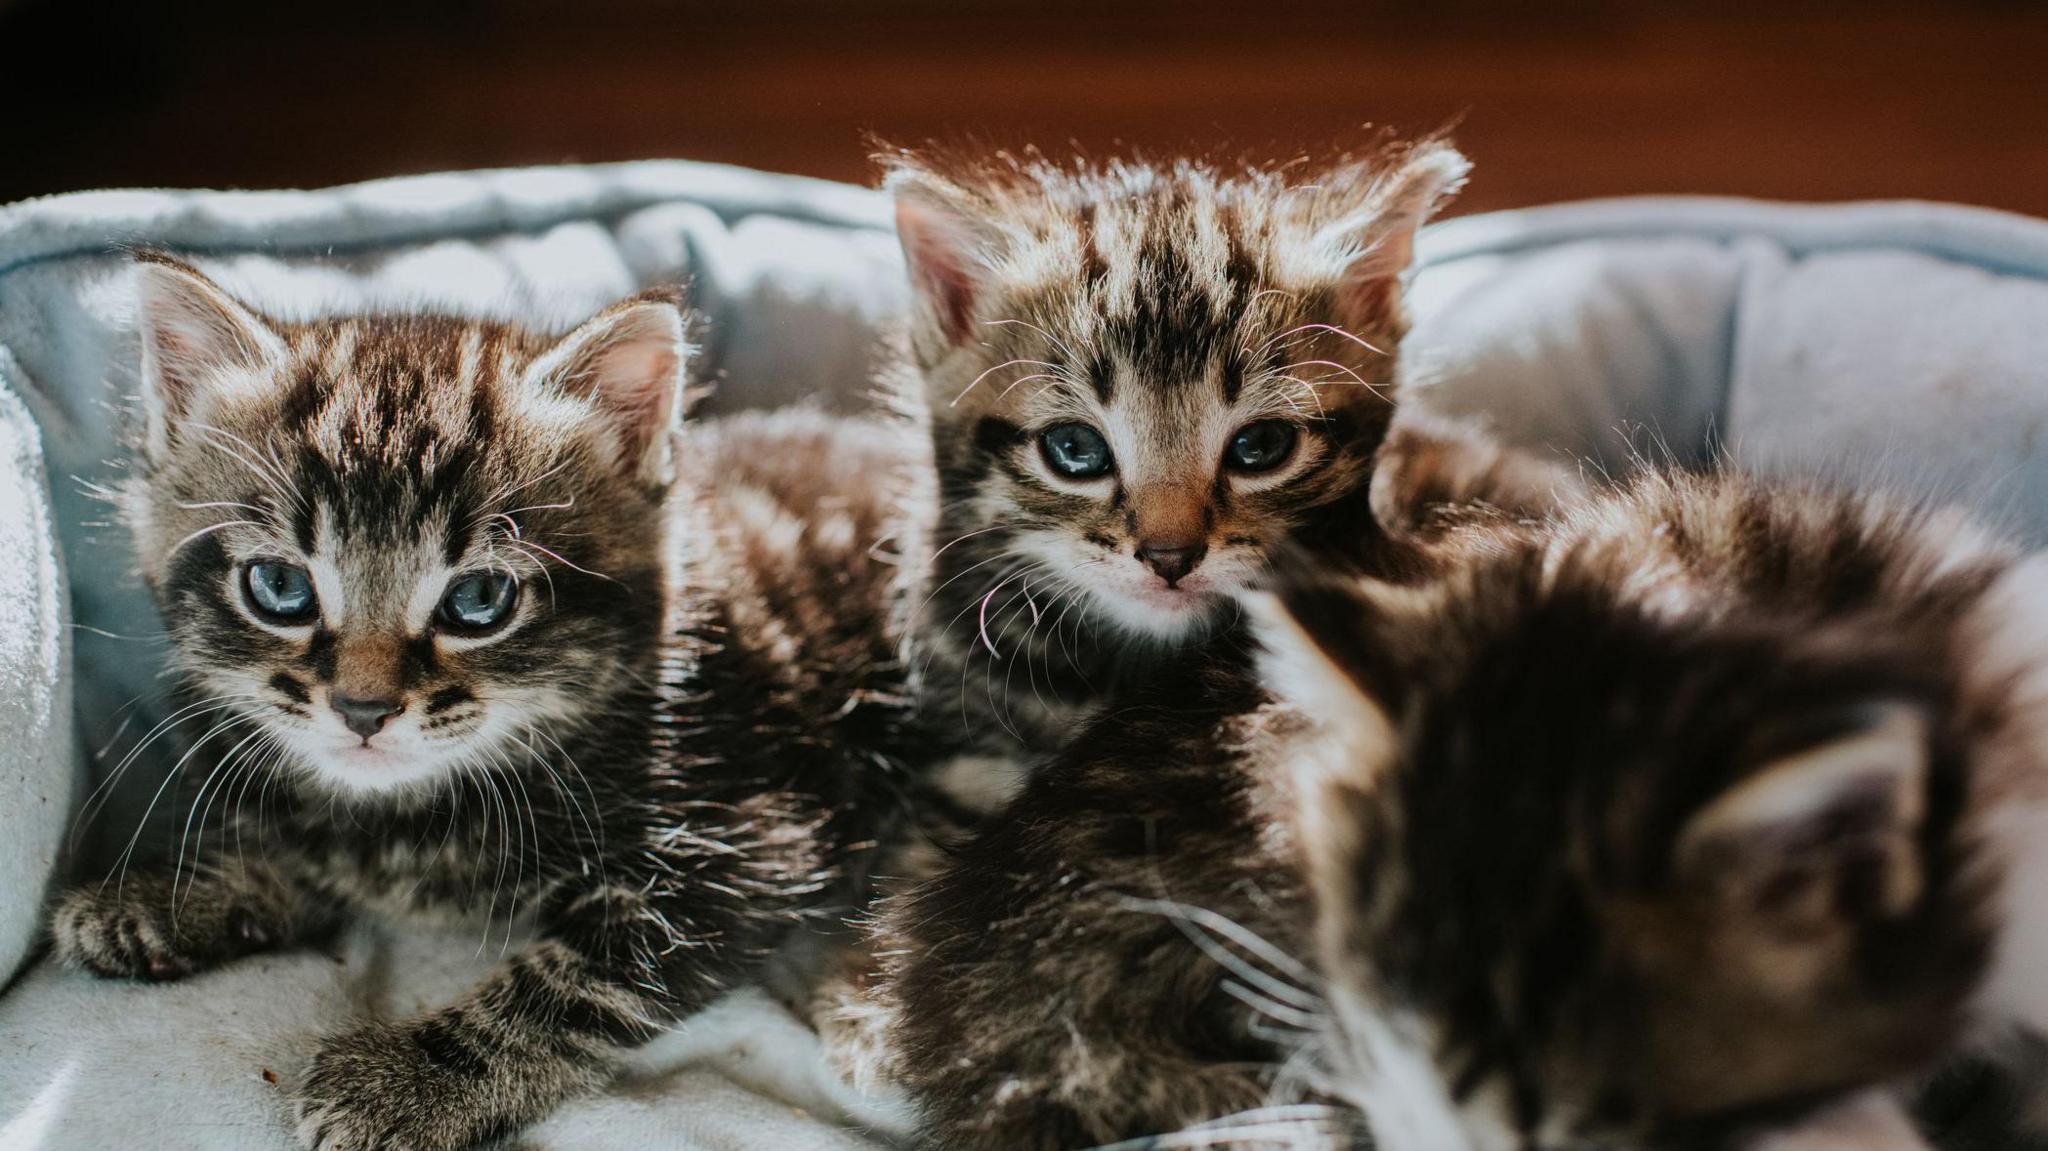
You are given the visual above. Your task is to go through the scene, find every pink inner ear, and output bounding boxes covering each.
[1333,224,1422,334]
[590,335,680,429]
[896,196,981,345]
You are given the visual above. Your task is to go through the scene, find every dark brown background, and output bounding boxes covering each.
[6,0,2048,218]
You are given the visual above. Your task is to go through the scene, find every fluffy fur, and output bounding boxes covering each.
[870,466,2048,1151]
[49,256,941,1151]
[1271,470,2048,1150]
[883,138,1479,755]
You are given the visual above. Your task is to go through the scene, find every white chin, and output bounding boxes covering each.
[297,742,456,797]
[1094,587,1225,641]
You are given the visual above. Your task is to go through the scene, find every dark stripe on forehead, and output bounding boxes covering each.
[277,357,330,435]
[1111,222,1228,388]
[442,515,471,568]
[293,494,318,555]
[1219,199,1260,293]
[1086,351,1113,405]
[1076,201,1107,290]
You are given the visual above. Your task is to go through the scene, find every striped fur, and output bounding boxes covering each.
[51,256,942,1151]
[1270,469,2044,1150]
[883,139,1470,755]
[865,467,2048,1151]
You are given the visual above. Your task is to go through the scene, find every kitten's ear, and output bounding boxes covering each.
[1245,570,1401,761]
[1315,142,1470,334]
[132,254,286,459]
[524,291,691,486]
[887,165,1005,353]
[1676,702,1932,944]
[1247,575,1403,945]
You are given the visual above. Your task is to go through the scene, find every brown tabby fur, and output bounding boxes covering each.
[50,256,945,1151]
[882,138,1490,758]
[867,466,2048,1151]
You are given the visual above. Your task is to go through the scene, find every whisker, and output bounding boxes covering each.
[106,711,258,895]
[165,519,262,562]
[1117,895,1321,1005]
[982,317,1081,363]
[951,357,1064,408]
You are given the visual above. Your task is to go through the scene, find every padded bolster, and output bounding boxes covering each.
[0,347,74,986]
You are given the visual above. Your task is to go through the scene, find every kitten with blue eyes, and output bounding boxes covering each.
[49,255,940,1151]
[882,138,1518,756]
[812,137,1579,1137]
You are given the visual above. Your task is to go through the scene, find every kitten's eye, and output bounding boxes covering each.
[1040,423,1113,479]
[437,571,518,633]
[1224,420,1298,472]
[243,561,317,624]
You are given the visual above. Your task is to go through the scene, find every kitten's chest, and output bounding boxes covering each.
[290,790,599,916]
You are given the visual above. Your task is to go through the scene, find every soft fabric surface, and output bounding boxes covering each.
[1,163,2046,1150]
[0,914,907,1151]
[0,358,72,988]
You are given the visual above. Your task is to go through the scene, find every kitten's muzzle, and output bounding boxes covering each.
[331,693,403,739]
[1136,542,1207,588]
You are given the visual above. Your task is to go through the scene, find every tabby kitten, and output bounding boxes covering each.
[50,256,935,1151]
[875,467,2048,1151]
[1263,470,2048,1150]
[885,138,1479,756]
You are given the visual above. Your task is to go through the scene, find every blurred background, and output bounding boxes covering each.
[4,0,2047,217]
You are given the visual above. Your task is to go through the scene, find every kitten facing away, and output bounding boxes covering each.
[883,137,1562,759]
[865,467,2048,1151]
[49,256,942,1151]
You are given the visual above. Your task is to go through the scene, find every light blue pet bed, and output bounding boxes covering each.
[1,162,2046,1150]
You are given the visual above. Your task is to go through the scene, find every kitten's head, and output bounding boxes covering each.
[889,140,1466,642]
[1249,495,2010,1149]
[124,255,688,798]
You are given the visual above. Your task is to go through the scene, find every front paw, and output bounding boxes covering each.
[295,1022,485,1151]
[50,878,276,981]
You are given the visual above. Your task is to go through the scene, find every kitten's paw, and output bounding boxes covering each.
[294,1022,482,1151]
[49,881,271,981]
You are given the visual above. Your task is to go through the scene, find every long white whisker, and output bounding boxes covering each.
[951,357,1064,407]
[982,318,1081,363]
[165,519,262,562]
[1118,896,1321,1003]
[171,724,269,917]
[106,711,257,895]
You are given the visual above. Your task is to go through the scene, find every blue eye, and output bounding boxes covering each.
[243,561,317,623]
[437,571,518,633]
[1225,420,1298,472]
[1040,423,1113,478]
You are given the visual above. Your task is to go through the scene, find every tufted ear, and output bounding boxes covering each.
[1677,702,1932,959]
[523,291,691,486]
[887,164,1008,355]
[132,253,286,460]
[1244,568,1403,760]
[1312,142,1470,335]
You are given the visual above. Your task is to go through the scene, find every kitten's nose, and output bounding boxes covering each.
[331,694,402,740]
[1136,542,1207,588]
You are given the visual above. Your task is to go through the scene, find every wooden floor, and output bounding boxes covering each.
[6,1,2048,218]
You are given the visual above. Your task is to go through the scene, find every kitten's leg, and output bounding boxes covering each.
[293,800,816,1151]
[50,854,336,981]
